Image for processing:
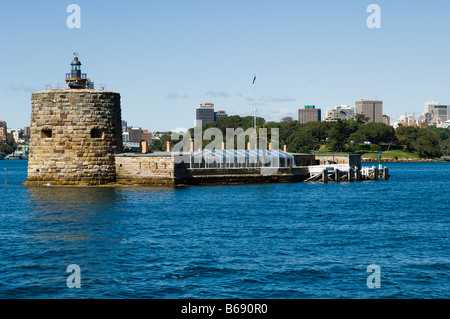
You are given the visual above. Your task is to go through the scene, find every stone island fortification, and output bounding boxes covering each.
[25,56,382,187]
[25,57,123,186]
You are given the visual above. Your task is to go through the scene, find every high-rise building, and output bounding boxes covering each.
[424,101,440,114]
[420,112,433,127]
[382,115,390,126]
[8,128,21,142]
[23,126,31,142]
[355,99,383,123]
[0,121,7,142]
[196,103,215,126]
[323,105,355,121]
[422,102,449,126]
[298,105,321,124]
[122,120,128,133]
[215,110,228,121]
[141,130,153,144]
[128,127,143,143]
[432,105,449,124]
[126,127,152,144]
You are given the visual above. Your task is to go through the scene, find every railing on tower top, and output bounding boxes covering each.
[45,83,107,90]
[65,73,87,79]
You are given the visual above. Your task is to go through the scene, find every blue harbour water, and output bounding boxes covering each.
[0,160,448,299]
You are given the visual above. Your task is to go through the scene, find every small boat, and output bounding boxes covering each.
[5,154,28,160]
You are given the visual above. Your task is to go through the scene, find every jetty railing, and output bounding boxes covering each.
[306,164,389,183]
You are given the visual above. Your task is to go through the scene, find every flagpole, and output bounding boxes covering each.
[253,74,256,129]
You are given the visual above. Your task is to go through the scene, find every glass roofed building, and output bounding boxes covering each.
[175,149,296,169]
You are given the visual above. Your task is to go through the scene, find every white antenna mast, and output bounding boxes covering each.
[253,74,257,129]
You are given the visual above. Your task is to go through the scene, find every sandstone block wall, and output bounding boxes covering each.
[314,154,361,169]
[26,89,122,186]
[115,155,178,186]
[292,154,317,167]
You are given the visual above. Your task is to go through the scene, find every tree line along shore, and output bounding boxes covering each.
[149,115,449,161]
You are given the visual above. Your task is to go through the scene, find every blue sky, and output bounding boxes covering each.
[1,0,450,131]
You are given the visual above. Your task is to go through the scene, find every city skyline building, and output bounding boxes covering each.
[196,103,215,126]
[418,101,450,127]
[424,101,441,114]
[298,105,321,124]
[0,121,7,142]
[215,110,228,121]
[323,105,355,122]
[355,99,383,123]
[432,105,449,125]
[23,126,31,142]
[141,130,153,144]
[127,127,143,143]
[7,128,21,142]
[126,126,153,144]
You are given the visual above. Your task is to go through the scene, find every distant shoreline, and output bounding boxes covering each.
[362,158,447,163]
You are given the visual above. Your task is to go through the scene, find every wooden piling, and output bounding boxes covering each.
[322,169,328,183]
[373,168,379,181]
[348,168,354,182]
[355,167,361,181]
[383,168,389,180]
[335,169,340,183]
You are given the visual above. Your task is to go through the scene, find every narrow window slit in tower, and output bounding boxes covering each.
[41,129,52,138]
[91,128,104,139]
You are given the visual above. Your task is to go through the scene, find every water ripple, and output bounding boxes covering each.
[0,161,448,298]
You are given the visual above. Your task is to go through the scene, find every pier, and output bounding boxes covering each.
[113,152,386,186]
[306,164,389,183]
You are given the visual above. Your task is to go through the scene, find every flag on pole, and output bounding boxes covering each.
[252,74,256,85]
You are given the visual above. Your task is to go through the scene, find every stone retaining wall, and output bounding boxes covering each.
[115,155,179,186]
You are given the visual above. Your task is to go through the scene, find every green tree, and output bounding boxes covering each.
[350,122,394,145]
[149,132,172,152]
[286,129,319,153]
[303,121,333,145]
[349,130,367,144]
[412,129,442,158]
[395,126,443,158]
[440,137,450,156]
[278,120,300,146]
[0,134,17,154]
[197,115,265,137]
[280,117,295,125]
[425,126,450,141]
[326,120,348,152]
[355,113,371,124]
[395,126,419,151]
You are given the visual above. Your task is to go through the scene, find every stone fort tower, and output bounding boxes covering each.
[25,56,123,186]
